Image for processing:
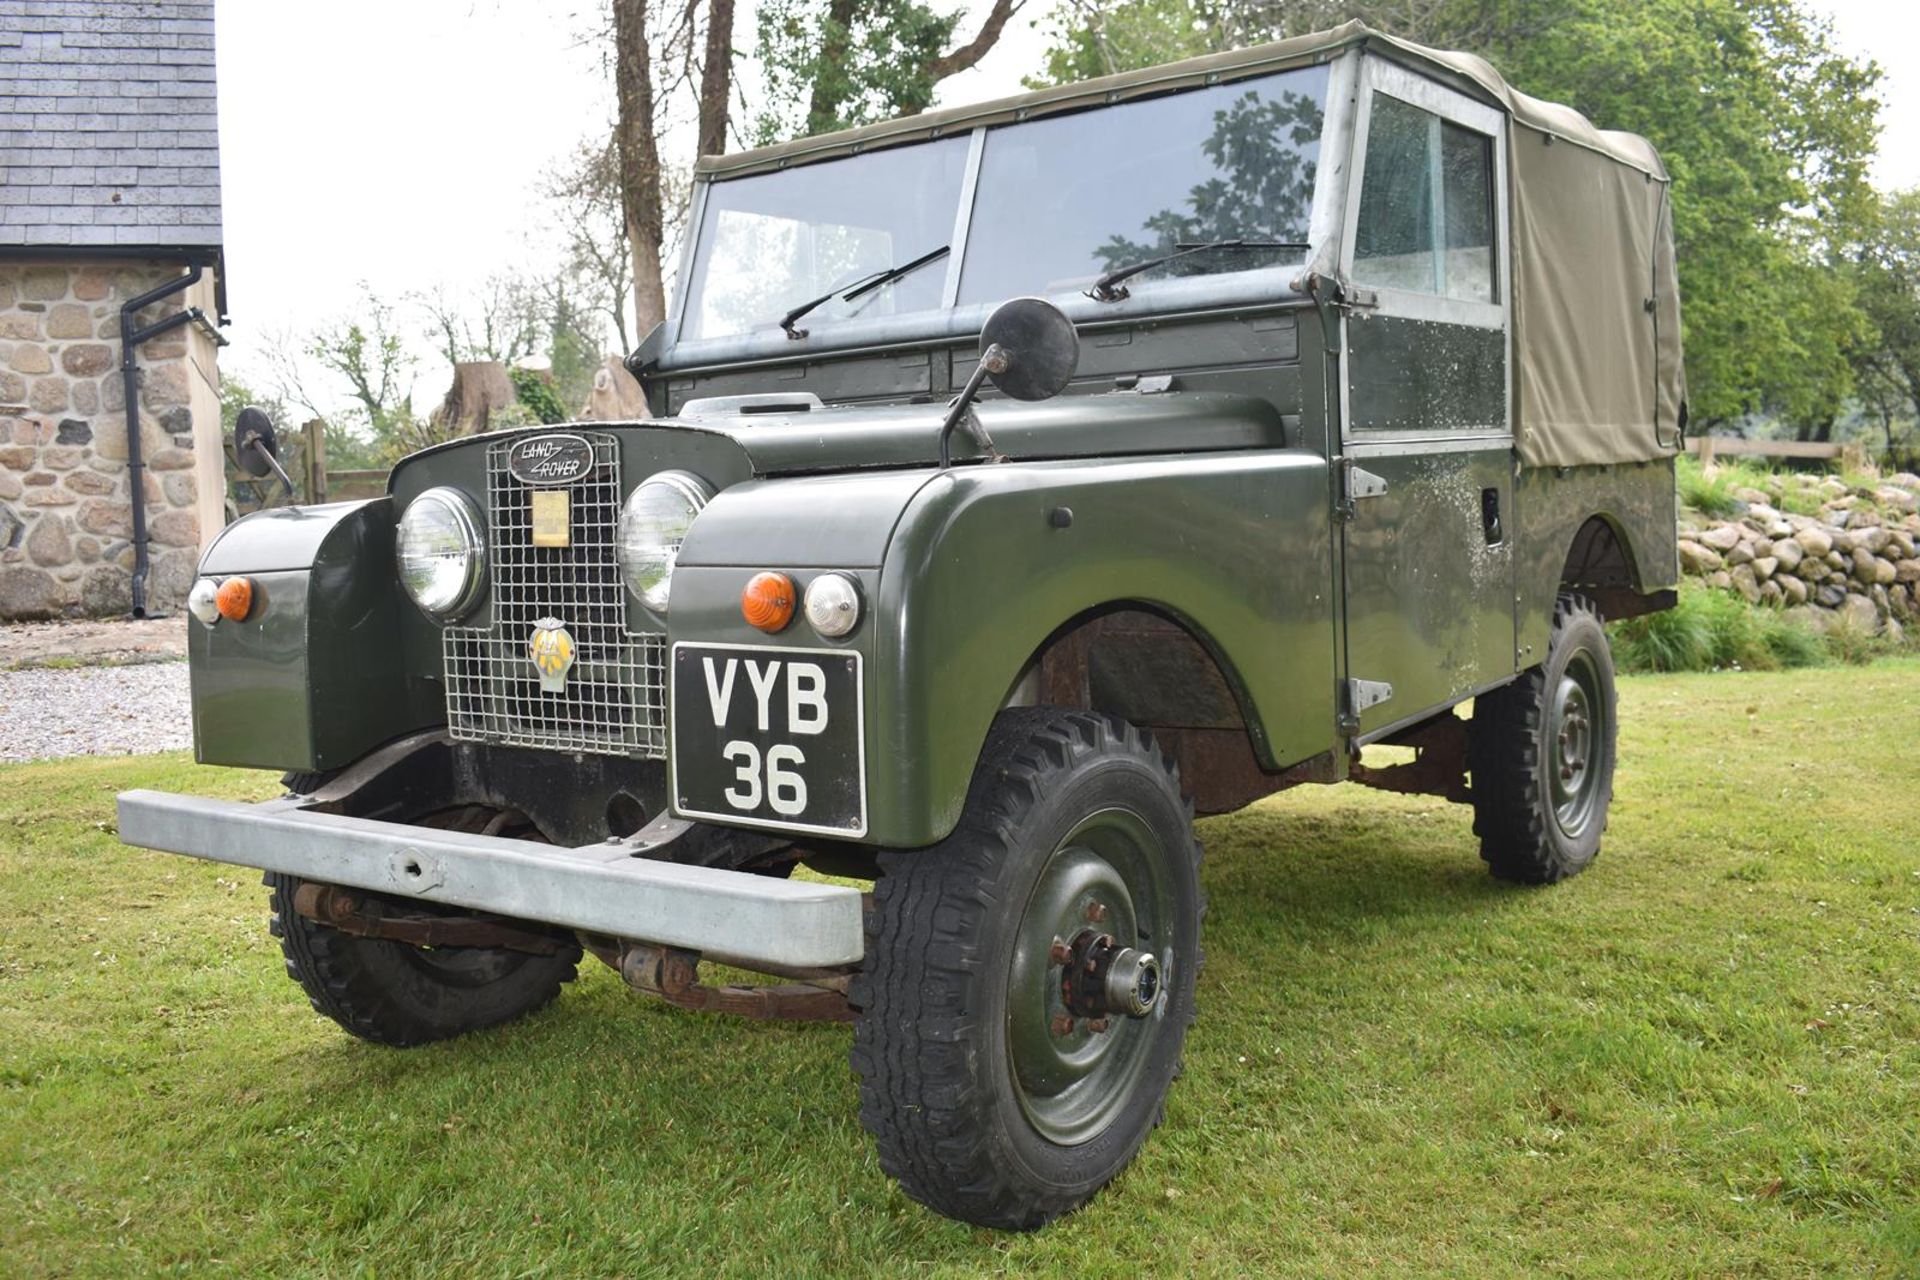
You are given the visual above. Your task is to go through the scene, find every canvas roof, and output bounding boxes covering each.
[697,21,1665,181]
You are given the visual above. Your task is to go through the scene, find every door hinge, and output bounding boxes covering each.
[1339,284,1380,312]
[1335,459,1389,522]
[1339,677,1394,735]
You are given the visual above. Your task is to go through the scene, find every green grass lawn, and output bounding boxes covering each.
[3,664,1918,1277]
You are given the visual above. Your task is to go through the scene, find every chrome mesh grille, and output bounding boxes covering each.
[443,431,667,758]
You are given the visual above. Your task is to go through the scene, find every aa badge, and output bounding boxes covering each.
[528,617,576,693]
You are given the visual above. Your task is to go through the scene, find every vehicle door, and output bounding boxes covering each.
[1335,58,1516,739]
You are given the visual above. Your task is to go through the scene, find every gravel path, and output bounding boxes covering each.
[0,660,191,762]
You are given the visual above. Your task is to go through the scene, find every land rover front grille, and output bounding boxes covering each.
[443,430,667,758]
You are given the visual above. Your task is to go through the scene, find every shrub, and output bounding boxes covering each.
[1674,454,1766,518]
[511,367,569,426]
[1821,611,1895,667]
[1775,484,1826,517]
[1609,587,1829,674]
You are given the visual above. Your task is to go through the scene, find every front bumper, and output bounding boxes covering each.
[116,790,864,970]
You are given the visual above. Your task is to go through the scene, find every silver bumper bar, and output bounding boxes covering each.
[115,790,864,970]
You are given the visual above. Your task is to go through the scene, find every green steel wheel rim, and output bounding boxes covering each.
[1005,806,1175,1146]
[1549,647,1607,841]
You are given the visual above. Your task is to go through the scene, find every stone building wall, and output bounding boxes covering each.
[0,260,225,620]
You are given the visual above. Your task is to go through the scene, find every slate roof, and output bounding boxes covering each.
[0,0,221,250]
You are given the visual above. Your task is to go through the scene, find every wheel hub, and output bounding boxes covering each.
[1058,928,1161,1020]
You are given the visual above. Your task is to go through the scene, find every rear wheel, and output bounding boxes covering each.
[1469,595,1618,883]
[850,710,1202,1229]
[265,798,580,1047]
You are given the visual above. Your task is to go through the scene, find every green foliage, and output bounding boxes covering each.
[1775,484,1827,517]
[1673,453,1779,518]
[1820,608,1900,666]
[1850,188,1920,470]
[510,367,569,426]
[752,0,963,142]
[1674,453,1744,517]
[216,373,290,438]
[9,665,1920,1272]
[1026,0,1218,88]
[1028,0,1884,435]
[1610,586,1830,673]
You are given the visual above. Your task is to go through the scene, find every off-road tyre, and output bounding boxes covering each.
[264,785,580,1047]
[1469,594,1618,884]
[850,709,1203,1230]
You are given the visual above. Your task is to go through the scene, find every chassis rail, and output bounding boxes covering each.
[116,790,865,970]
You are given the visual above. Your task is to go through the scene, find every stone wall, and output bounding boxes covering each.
[0,261,225,620]
[1677,470,1920,640]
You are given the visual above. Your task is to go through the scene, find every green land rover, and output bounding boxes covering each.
[120,21,1685,1229]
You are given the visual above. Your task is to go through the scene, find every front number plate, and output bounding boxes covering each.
[669,643,866,837]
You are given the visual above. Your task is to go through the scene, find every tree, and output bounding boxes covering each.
[1028,0,1883,436]
[751,0,1027,143]
[1851,188,1920,468]
[416,274,545,369]
[217,372,291,439]
[262,285,429,465]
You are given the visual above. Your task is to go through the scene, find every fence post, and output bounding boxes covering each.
[1839,442,1867,474]
[303,420,327,503]
[1698,436,1716,473]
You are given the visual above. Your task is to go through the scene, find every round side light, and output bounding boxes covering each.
[804,573,862,639]
[187,577,221,625]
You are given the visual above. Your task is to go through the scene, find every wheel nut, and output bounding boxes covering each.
[1084,901,1108,924]
[1050,1014,1076,1037]
[1048,937,1070,965]
[1087,1017,1111,1034]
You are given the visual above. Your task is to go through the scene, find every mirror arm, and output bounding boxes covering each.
[253,441,297,498]
[937,343,1009,471]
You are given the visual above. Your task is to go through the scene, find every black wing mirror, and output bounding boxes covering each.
[233,405,296,497]
[938,297,1080,468]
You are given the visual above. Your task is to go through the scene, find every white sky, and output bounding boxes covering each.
[211,0,1920,415]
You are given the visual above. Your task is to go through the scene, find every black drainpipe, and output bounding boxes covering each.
[119,264,219,617]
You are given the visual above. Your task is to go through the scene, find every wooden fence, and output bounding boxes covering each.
[296,420,389,502]
[1686,435,1868,472]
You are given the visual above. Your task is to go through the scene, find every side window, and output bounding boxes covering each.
[1353,92,1496,303]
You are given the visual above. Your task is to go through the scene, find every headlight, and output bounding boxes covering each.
[617,470,712,613]
[396,487,486,620]
[804,573,862,638]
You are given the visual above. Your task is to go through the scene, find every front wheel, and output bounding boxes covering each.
[1469,595,1618,883]
[265,795,580,1047]
[850,710,1203,1230]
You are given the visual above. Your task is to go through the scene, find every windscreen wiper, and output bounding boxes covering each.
[780,244,952,340]
[1086,239,1310,303]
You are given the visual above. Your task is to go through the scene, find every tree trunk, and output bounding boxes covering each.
[698,0,735,158]
[581,356,653,421]
[613,0,668,337]
[433,362,520,436]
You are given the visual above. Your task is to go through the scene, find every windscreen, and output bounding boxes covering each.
[680,135,970,342]
[957,65,1330,304]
